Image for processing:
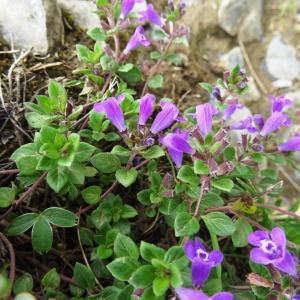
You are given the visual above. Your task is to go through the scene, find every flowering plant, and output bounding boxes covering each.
[0,0,299,299]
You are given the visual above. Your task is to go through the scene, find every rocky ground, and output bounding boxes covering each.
[0,0,300,189]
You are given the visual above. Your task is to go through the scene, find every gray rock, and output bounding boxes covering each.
[218,0,263,42]
[58,0,99,30]
[182,0,219,41]
[0,0,63,54]
[265,36,300,81]
[219,46,244,69]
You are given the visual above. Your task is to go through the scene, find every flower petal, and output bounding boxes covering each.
[175,288,209,300]
[273,250,297,276]
[138,93,155,125]
[191,259,212,286]
[93,102,104,113]
[184,240,197,261]
[120,0,135,18]
[209,250,224,267]
[270,227,286,251]
[150,102,179,134]
[123,26,151,55]
[168,148,183,168]
[103,98,126,132]
[279,136,300,152]
[139,4,164,27]
[250,248,273,265]
[248,230,269,246]
[195,103,217,139]
[261,112,290,137]
[210,292,234,300]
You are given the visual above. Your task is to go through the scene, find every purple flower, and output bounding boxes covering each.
[138,93,155,126]
[195,103,218,139]
[223,103,244,120]
[175,288,233,300]
[231,116,257,133]
[139,4,164,27]
[150,102,179,134]
[120,0,142,19]
[260,112,291,137]
[160,132,194,168]
[123,26,151,55]
[184,239,223,286]
[253,114,264,130]
[278,136,300,151]
[269,95,293,113]
[94,97,126,132]
[248,227,297,276]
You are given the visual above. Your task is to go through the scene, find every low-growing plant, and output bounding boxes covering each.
[0,0,300,299]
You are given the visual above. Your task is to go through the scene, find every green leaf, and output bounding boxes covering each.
[7,213,39,236]
[201,192,224,210]
[174,212,200,237]
[140,241,165,263]
[42,268,61,289]
[10,143,36,162]
[120,205,138,219]
[119,66,141,83]
[81,186,102,204]
[31,216,53,253]
[90,153,121,173]
[153,277,169,297]
[164,246,187,267]
[224,146,236,161]
[177,165,199,186]
[118,64,134,72]
[114,233,139,259]
[75,142,96,162]
[0,274,11,299]
[148,75,164,89]
[194,160,210,175]
[0,187,15,208]
[42,207,77,227]
[25,112,63,128]
[115,168,138,187]
[107,257,140,281]
[40,125,57,143]
[212,178,234,192]
[202,212,236,236]
[87,27,106,41]
[199,82,213,93]
[129,265,155,288]
[141,146,165,159]
[170,264,183,287]
[13,273,33,294]
[46,168,69,193]
[48,80,67,113]
[111,145,131,158]
[74,262,95,289]
[232,218,253,247]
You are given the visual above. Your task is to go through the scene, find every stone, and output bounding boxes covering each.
[0,0,63,54]
[272,79,293,89]
[218,0,263,42]
[218,46,244,70]
[57,0,99,30]
[265,36,300,81]
[182,0,219,41]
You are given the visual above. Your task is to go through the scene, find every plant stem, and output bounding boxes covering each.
[0,232,15,286]
[193,181,205,217]
[0,169,19,175]
[77,219,103,290]
[0,172,47,221]
[256,203,300,220]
